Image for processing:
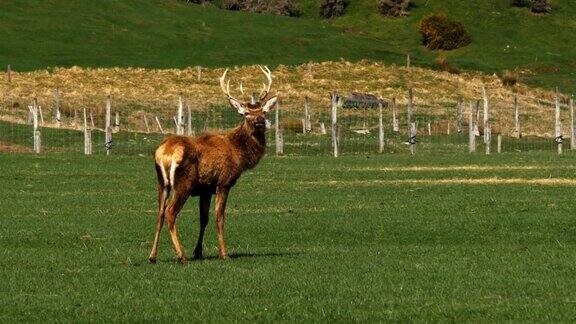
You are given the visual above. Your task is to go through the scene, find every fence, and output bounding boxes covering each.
[1,86,574,156]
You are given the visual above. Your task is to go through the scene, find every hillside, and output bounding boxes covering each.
[0,0,575,90]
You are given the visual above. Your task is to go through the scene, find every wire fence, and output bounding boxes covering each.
[1,88,574,156]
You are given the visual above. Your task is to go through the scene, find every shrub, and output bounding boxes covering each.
[418,13,471,50]
[501,70,519,86]
[434,56,460,74]
[319,0,348,19]
[532,0,551,13]
[378,0,411,17]
[220,0,301,17]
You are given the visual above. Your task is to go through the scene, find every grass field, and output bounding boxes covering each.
[1,0,576,90]
[1,152,576,321]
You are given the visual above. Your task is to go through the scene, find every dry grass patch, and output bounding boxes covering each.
[0,61,563,136]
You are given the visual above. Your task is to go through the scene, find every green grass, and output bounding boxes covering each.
[1,1,576,90]
[1,152,576,321]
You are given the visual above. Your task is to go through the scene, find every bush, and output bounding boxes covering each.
[532,0,551,13]
[220,0,300,17]
[434,56,460,74]
[378,0,411,17]
[418,13,471,50]
[501,70,519,86]
[319,0,348,19]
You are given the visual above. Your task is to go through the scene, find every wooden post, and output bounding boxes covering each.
[570,95,575,150]
[196,66,202,82]
[29,99,41,153]
[105,96,112,155]
[427,122,431,136]
[54,86,61,127]
[514,96,521,138]
[38,105,44,125]
[90,111,95,128]
[406,54,411,68]
[143,114,150,133]
[176,95,184,135]
[392,98,399,132]
[407,88,416,154]
[303,97,311,132]
[7,64,11,83]
[410,123,417,155]
[379,102,385,153]
[456,99,463,134]
[555,89,563,155]
[275,100,283,155]
[474,100,480,136]
[331,92,340,157]
[497,134,502,154]
[447,122,450,135]
[114,112,120,132]
[482,85,491,155]
[469,102,476,153]
[155,115,165,134]
[187,105,193,136]
[83,108,92,155]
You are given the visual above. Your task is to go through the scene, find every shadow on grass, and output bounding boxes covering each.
[125,251,303,266]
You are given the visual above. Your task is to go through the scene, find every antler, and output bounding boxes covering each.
[258,65,273,101]
[219,69,242,103]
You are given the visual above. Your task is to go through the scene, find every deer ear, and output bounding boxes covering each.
[261,96,278,113]
[229,98,246,115]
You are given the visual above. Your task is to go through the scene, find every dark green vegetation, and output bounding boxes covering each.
[1,152,576,321]
[1,1,575,90]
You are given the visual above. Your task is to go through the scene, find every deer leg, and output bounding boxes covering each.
[215,187,230,260]
[148,183,169,263]
[166,191,190,263]
[193,193,211,260]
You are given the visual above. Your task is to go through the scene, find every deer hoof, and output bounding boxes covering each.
[148,257,157,264]
[219,254,231,261]
[176,256,188,264]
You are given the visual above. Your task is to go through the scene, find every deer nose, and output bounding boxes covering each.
[256,116,265,123]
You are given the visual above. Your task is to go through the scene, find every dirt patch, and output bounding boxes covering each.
[347,165,569,172]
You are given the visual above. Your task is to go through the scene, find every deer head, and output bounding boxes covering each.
[219,66,278,131]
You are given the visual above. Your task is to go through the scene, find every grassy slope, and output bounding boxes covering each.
[0,1,574,88]
[1,153,576,321]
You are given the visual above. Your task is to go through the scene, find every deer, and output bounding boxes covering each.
[148,66,278,263]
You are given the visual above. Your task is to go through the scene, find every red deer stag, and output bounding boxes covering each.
[148,66,277,263]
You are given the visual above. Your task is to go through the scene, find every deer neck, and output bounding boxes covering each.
[228,122,266,170]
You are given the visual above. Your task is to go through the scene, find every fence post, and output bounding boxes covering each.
[90,110,95,128]
[379,102,385,153]
[54,86,61,127]
[427,122,431,136]
[196,66,202,82]
[456,98,463,134]
[114,112,120,132]
[29,99,41,153]
[105,95,112,155]
[38,105,44,125]
[555,89,563,155]
[570,95,574,150]
[392,97,399,132]
[497,134,502,153]
[483,85,491,154]
[469,102,476,153]
[407,88,416,155]
[304,97,311,133]
[143,114,150,133]
[7,64,11,83]
[406,54,410,68]
[275,100,283,155]
[155,115,165,134]
[187,104,193,136]
[514,96,522,138]
[331,92,340,157]
[176,95,184,135]
[83,108,92,155]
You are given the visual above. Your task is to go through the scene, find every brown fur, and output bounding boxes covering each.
[148,102,276,263]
